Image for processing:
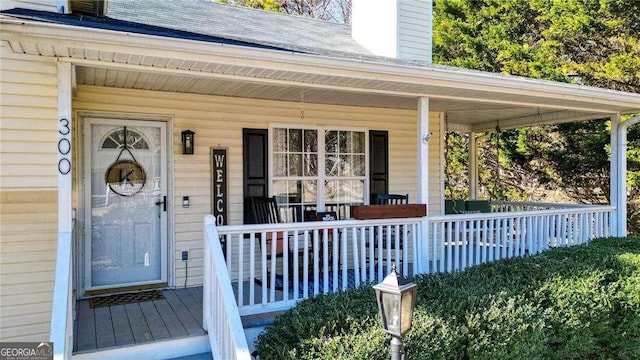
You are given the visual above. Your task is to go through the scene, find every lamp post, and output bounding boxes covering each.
[373,264,418,360]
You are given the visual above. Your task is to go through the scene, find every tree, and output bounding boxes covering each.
[434,0,640,234]
[216,0,281,12]
[217,0,351,23]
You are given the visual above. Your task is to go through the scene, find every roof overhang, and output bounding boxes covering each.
[2,15,639,131]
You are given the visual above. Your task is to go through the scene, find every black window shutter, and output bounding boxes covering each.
[369,130,389,202]
[243,128,268,224]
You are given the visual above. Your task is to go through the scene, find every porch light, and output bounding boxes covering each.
[373,263,417,360]
[181,130,195,154]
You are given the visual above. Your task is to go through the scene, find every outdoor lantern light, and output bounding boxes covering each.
[181,130,195,154]
[373,263,418,360]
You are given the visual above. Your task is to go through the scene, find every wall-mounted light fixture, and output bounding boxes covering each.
[422,132,433,144]
[181,130,195,155]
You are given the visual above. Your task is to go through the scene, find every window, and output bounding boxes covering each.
[270,126,367,222]
[101,128,149,150]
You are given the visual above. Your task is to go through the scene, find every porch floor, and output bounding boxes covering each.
[74,286,282,355]
[74,287,206,354]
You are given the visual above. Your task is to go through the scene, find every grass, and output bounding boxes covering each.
[254,237,640,359]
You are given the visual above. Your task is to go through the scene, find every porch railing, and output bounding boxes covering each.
[492,200,607,212]
[50,231,73,360]
[208,203,612,325]
[217,217,424,316]
[203,215,251,360]
[424,205,614,273]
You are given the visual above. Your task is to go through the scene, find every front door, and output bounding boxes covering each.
[83,118,168,294]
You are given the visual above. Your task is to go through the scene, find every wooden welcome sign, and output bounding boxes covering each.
[212,148,227,225]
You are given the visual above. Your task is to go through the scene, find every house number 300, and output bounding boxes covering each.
[58,118,71,175]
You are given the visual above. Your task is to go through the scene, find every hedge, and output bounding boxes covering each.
[254,237,640,359]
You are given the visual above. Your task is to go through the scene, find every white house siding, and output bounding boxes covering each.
[398,0,432,62]
[72,85,441,285]
[0,0,58,12]
[0,44,58,341]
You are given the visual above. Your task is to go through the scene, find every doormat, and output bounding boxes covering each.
[89,290,165,308]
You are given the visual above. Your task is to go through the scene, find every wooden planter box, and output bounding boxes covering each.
[351,204,427,220]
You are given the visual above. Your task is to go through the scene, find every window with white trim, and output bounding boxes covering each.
[270,126,367,222]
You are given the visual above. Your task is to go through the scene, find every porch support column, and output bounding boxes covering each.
[417,97,429,203]
[610,114,620,236]
[51,60,73,360]
[469,132,478,199]
[614,114,640,237]
[58,61,73,233]
[417,97,429,274]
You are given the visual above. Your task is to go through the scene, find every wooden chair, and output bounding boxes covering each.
[250,196,291,287]
[369,194,409,270]
[373,193,409,205]
[465,200,492,213]
[445,199,466,214]
[303,210,339,272]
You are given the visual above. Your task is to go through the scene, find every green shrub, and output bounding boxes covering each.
[254,237,640,359]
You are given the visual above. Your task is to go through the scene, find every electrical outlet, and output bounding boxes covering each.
[181,250,189,261]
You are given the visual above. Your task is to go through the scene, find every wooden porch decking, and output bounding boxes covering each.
[74,287,206,353]
[73,286,282,355]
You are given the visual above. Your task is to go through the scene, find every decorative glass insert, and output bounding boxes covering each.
[101,128,149,150]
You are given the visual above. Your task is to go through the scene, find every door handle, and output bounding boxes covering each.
[155,196,167,212]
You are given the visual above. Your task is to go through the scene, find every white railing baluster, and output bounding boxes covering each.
[341,228,348,291]
[226,234,233,274]
[302,230,309,299]
[527,216,533,255]
[260,232,267,305]
[454,221,461,271]
[360,226,367,282]
[500,218,511,259]
[313,229,319,297]
[249,233,255,306]
[487,219,494,262]
[369,226,376,282]
[238,234,244,307]
[352,227,360,287]
[377,225,384,282]
[446,222,452,272]
[292,230,299,301]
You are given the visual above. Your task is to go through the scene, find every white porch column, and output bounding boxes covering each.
[610,114,621,236]
[614,114,640,237]
[58,61,73,233]
[469,132,478,199]
[417,97,429,203]
[417,97,429,274]
[51,60,73,360]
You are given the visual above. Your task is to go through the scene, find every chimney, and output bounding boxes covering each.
[352,0,432,63]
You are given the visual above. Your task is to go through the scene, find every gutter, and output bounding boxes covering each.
[1,16,640,113]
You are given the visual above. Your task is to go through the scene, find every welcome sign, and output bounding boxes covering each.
[211,148,227,225]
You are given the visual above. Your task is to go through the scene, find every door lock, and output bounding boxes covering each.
[155,196,167,212]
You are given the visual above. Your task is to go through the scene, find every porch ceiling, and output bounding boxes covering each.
[71,63,628,132]
[3,16,639,132]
